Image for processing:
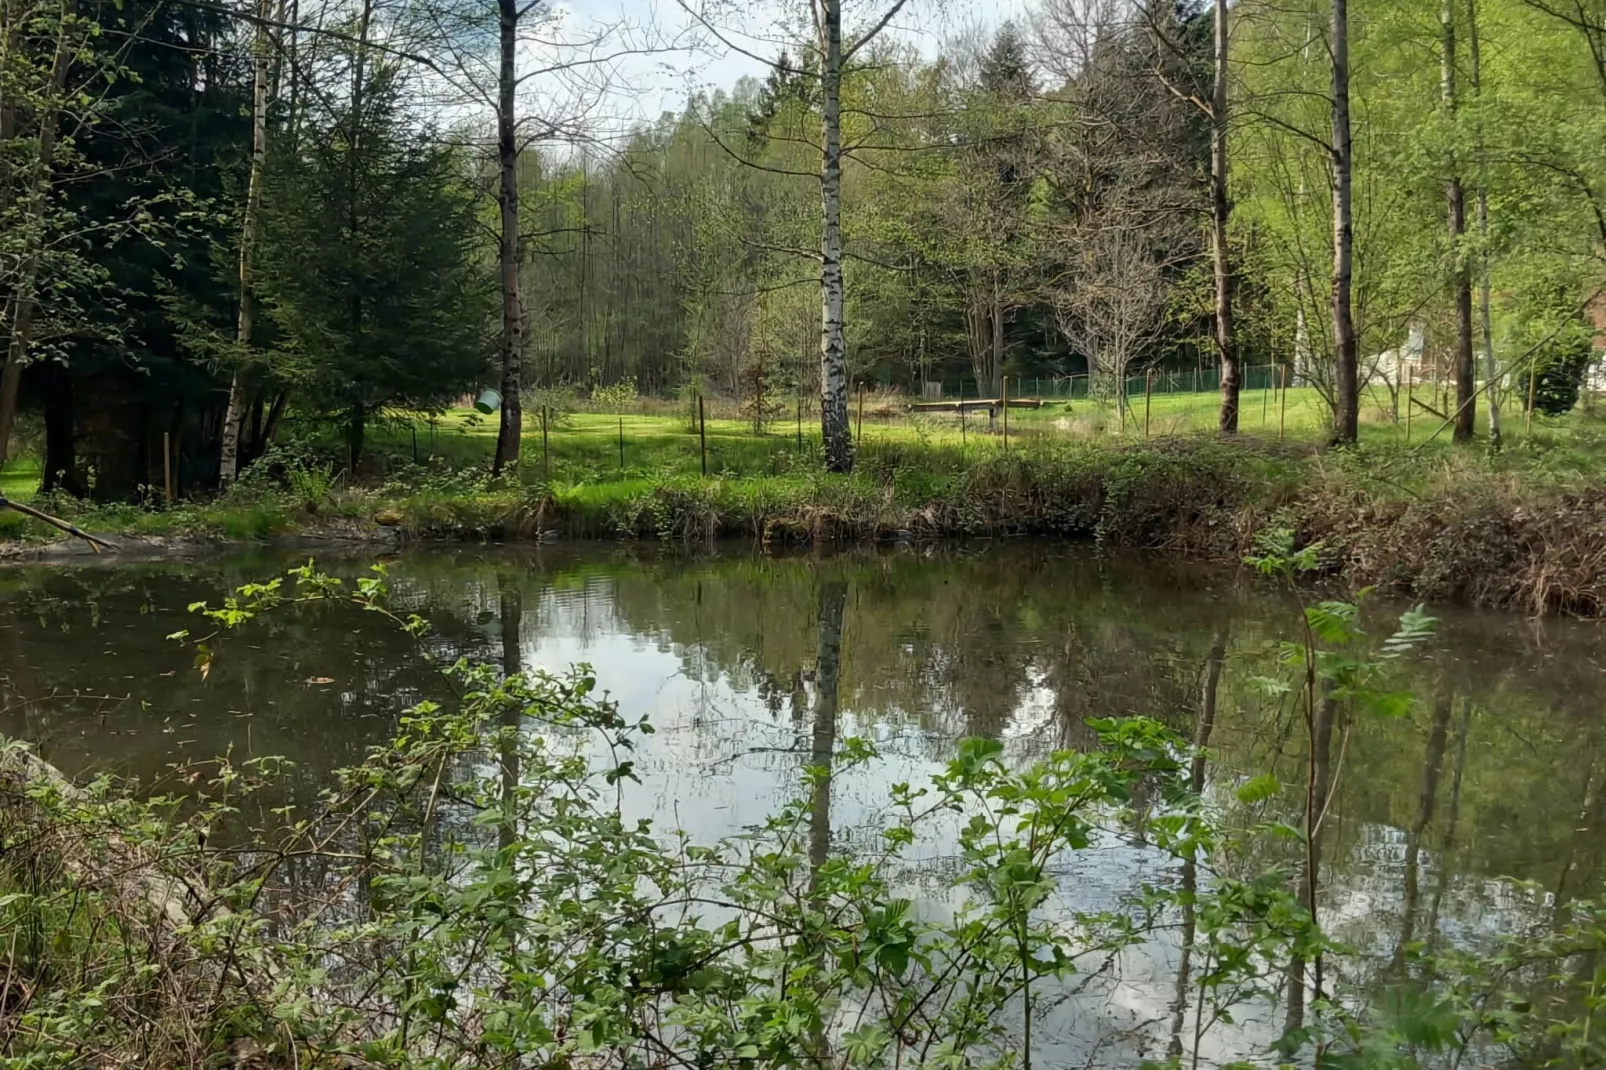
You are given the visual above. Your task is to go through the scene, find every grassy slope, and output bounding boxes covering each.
[5,394,1606,613]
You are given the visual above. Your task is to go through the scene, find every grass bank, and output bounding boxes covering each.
[6,405,1606,615]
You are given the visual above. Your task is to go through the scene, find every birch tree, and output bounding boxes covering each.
[1442,0,1476,442]
[1329,0,1358,444]
[1209,0,1236,432]
[680,0,928,473]
[1468,0,1498,445]
[218,0,276,485]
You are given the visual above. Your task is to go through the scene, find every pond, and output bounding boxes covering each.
[1,542,1602,1063]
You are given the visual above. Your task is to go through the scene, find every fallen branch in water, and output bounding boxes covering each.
[0,494,116,552]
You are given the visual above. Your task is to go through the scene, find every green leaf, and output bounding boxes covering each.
[1235,773,1282,805]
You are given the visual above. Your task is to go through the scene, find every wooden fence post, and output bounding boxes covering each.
[1527,364,1538,434]
[1001,376,1010,449]
[1405,370,1414,444]
[1279,365,1289,441]
[541,406,550,480]
[1144,368,1153,437]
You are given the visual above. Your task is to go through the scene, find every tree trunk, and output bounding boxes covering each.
[1468,0,1499,446]
[1168,627,1228,1059]
[0,0,73,467]
[497,573,522,855]
[491,0,524,476]
[1212,0,1239,433]
[817,0,852,473]
[40,363,81,496]
[258,390,288,454]
[991,280,1006,398]
[808,579,847,886]
[1286,690,1338,1034]
[1329,0,1359,445]
[219,0,272,487]
[347,402,365,471]
[1443,0,1476,442]
[1391,692,1452,974]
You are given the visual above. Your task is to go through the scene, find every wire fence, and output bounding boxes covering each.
[932,365,1292,402]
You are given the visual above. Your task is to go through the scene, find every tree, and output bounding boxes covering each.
[1442,0,1476,442]
[0,0,94,471]
[1036,1,1205,405]
[1330,0,1358,445]
[1048,223,1170,422]
[947,22,1038,399]
[4,0,246,496]
[1210,0,1235,432]
[255,59,492,464]
[218,0,275,486]
[1467,0,1499,446]
[683,0,929,473]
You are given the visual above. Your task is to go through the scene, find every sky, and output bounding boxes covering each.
[532,0,1034,138]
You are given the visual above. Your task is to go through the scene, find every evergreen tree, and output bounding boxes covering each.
[256,59,492,465]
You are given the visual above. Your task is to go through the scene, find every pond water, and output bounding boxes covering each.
[1,542,1602,1063]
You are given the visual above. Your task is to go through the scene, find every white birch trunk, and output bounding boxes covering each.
[219,0,271,486]
[1467,0,1499,445]
[818,0,852,473]
[1330,0,1358,444]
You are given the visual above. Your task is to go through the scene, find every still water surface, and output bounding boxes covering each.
[1,543,1601,1062]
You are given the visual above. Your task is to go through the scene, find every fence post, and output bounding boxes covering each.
[1279,365,1289,441]
[541,405,550,480]
[698,393,707,476]
[1001,376,1009,449]
[1144,368,1153,437]
[1262,364,1271,426]
[856,381,865,442]
[618,416,625,471]
[1405,371,1414,444]
[1527,364,1538,434]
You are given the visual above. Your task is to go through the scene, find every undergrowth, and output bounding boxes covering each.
[1,560,1602,1067]
[8,430,1606,616]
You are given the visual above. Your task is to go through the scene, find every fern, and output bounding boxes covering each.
[1381,604,1437,659]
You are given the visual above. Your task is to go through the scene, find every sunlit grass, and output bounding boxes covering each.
[0,456,39,501]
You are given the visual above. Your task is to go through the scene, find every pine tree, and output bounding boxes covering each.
[256,58,492,465]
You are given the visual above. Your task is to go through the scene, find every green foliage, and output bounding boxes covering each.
[1517,326,1595,418]
[255,59,493,429]
[7,560,1606,1067]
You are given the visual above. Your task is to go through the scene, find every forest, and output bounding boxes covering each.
[2,0,1604,499]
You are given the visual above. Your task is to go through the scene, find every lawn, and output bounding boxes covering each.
[358,382,1604,491]
[0,382,1599,511]
[0,457,38,502]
